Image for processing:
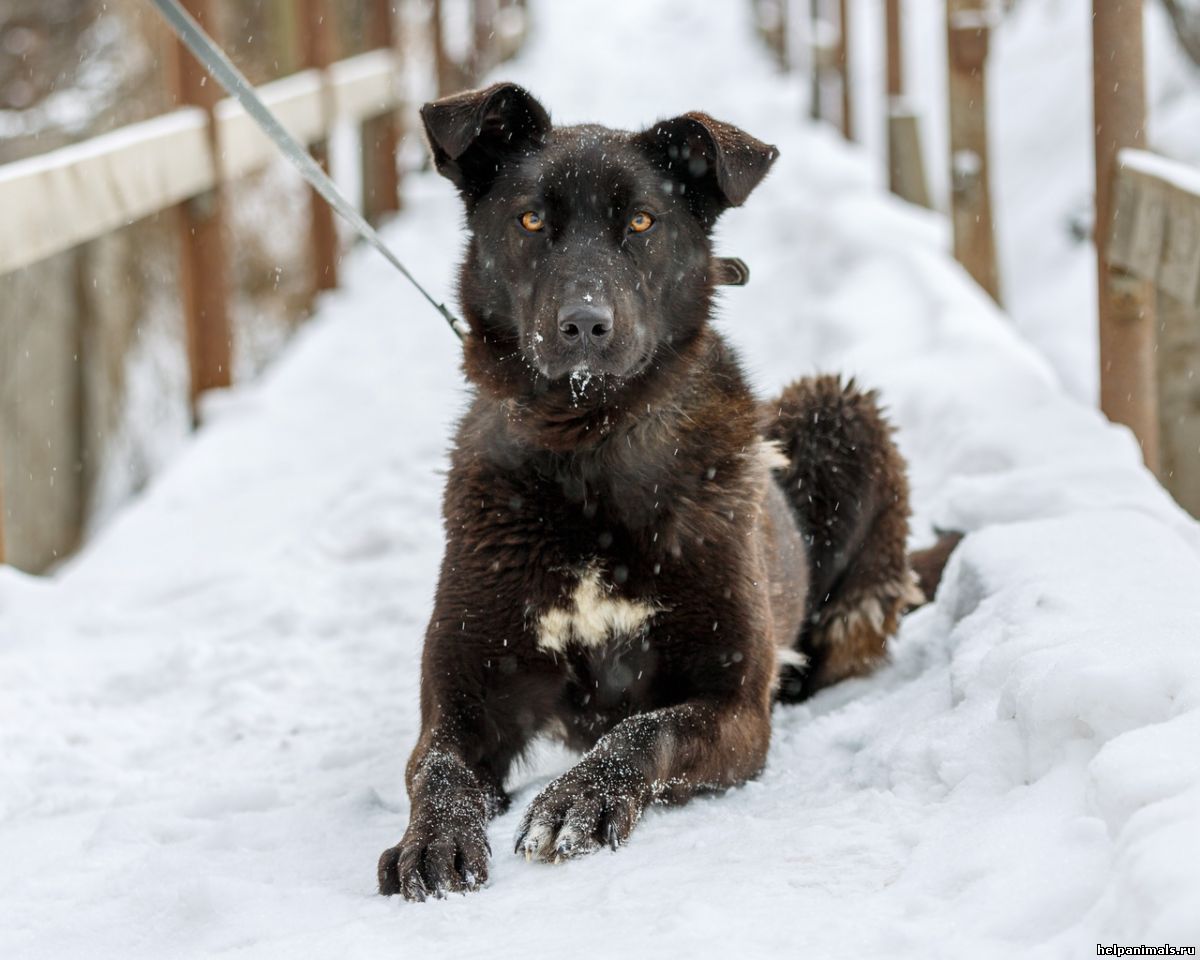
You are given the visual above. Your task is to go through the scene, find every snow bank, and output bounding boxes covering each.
[2,0,1198,957]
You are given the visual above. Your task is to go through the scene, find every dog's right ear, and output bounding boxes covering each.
[420,83,551,201]
[633,112,779,227]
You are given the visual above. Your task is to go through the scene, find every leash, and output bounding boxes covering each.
[150,0,469,341]
[152,0,753,342]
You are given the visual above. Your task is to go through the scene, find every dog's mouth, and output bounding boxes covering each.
[526,343,655,399]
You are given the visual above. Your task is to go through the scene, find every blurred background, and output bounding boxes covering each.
[1,0,1198,573]
[0,0,526,572]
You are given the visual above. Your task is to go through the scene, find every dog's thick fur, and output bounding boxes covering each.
[377,84,956,900]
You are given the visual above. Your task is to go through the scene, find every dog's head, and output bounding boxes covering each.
[421,83,778,402]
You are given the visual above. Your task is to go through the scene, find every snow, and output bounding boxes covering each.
[3,0,1200,956]
[1120,146,1200,199]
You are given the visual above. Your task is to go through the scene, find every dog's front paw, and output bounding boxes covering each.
[378,811,491,900]
[515,774,644,864]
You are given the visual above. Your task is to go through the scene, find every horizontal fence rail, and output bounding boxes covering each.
[1109,148,1200,515]
[1110,150,1200,308]
[747,0,1200,520]
[0,0,528,571]
[0,50,401,277]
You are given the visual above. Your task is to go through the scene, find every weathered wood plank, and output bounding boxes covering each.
[1116,149,1200,307]
[213,69,328,180]
[361,5,402,225]
[837,0,852,139]
[947,1,1000,303]
[299,0,340,293]
[1127,174,1168,283]
[1161,192,1200,307]
[173,0,233,416]
[0,110,212,275]
[1108,166,1141,274]
[0,55,403,277]
[330,50,403,126]
[1157,291,1200,516]
[1113,151,1200,513]
[1093,1,1157,469]
[887,108,931,210]
[885,0,909,199]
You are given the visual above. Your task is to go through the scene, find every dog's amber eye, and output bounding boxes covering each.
[520,211,545,232]
[629,212,655,233]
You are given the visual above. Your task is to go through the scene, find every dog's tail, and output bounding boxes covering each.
[907,531,964,602]
[762,376,964,700]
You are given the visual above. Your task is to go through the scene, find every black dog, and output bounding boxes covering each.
[377,83,954,900]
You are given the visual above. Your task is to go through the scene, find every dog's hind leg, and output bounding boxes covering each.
[762,375,923,702]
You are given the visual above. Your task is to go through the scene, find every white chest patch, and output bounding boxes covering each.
[536,565,659,654]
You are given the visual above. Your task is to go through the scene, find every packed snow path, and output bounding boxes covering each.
[3,2,1200,956]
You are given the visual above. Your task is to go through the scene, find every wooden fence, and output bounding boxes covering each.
[945,0,999,302]
[756,0,1200,517]
[1108,150,1200,516]
[0,0,528,569]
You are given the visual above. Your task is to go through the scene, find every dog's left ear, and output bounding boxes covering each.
[420,82,551,202]
[634,113,779,225]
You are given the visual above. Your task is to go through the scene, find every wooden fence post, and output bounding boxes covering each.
[300,0,340,293]
[170,0,233,420]
[946,1,1000,303]
[757,0,789,71]
[472,0,496,84]
[805,0,850,136]
[809,0,822,121]
[362,0,402,224]
[885,0,930,207]
[885,0,903,107]
[431,0,455,96]
[268,0,301,75]
[1093,0,1158,468]
[492,0,528,63]
[0,442,6,566]
[837,0,853,139]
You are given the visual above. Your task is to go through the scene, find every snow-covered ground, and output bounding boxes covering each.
[3,1,1200,956]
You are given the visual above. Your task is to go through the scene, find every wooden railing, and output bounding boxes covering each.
[749,0,1200,517]
[0,0,528,569]
[0,49,407,277]
[1108,150,1200,515]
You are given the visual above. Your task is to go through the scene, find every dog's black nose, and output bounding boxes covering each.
[557,304,613,346]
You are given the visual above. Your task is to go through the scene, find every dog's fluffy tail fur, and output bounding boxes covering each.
[762,376,958,702]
